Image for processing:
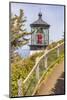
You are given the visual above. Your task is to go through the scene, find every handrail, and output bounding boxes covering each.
[23,42,64,84]
[23,61,39,84]
[32,54,64,95]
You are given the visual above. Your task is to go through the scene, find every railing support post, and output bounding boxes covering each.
[45,55,48,69]
[36,57,40,81]
[44,48,48,69]
[57,43,60,57]
[18,78,24,96]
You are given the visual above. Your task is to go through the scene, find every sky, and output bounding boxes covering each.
[11,2,64,43]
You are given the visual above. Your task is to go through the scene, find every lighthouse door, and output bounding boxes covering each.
[37,33,43,44]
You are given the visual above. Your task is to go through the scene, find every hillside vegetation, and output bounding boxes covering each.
[10,39,64,97]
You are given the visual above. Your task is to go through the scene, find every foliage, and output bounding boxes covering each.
[10,39,64,97]
[11,51,44,96]
[10,9,31,50]
[48,39,64,49]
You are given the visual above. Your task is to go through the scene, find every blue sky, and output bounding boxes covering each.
[11,2,64,43]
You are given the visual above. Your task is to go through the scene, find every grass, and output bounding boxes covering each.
[22,51,64,96]
[10,51,44,97]
[10,39,64,97]
[33,54,64,95]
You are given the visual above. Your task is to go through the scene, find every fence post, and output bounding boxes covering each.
[44,48,48,69]
[36,57,40,81]
[18,78,24,96]
[57,43,60,57]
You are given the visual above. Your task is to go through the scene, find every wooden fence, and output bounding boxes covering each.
[17,42,64,96]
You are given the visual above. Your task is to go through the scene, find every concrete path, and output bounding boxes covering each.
[36,60,64,95]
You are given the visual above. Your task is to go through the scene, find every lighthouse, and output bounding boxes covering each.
[29,12,50,50]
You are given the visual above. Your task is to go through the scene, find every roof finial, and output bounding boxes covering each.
[38,9,42,19]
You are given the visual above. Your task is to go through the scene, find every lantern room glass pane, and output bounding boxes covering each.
[43,29,49,45]
[31,28,37,45]
[31,27,49,45]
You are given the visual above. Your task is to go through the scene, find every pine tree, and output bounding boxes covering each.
[10,9,29,51]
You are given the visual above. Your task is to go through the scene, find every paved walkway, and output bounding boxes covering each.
[36,60,64,95]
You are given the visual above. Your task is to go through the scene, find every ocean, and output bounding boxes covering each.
[16,35,31,58]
